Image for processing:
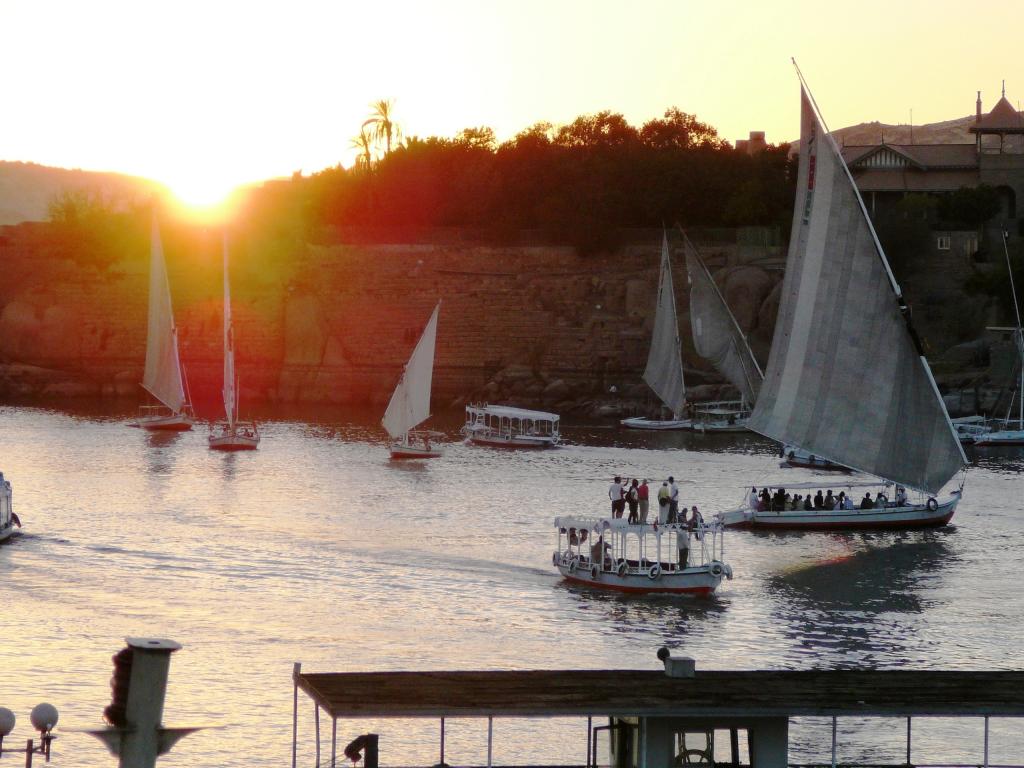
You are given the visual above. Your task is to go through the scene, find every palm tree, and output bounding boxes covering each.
[350,127,373,170]
[362,99,401,156]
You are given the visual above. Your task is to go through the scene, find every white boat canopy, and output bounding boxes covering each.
[469,405,559,421]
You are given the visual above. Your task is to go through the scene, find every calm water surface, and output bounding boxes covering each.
[0,402,1022,767]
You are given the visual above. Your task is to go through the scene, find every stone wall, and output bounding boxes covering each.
[0,224,786,415]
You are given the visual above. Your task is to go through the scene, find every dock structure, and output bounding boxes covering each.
[291,652,1024,768]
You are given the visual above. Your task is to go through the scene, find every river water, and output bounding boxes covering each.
[0,402,1022,767]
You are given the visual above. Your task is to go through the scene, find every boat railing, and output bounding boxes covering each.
[555,518,725,573]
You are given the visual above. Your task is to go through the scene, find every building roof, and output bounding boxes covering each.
[296,669,1024,719]
[842,144,978,170]
[970,96,1024,133]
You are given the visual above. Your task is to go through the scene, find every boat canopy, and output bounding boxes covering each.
[468,405,559,421]
[747,83,966,495]
[747,480,893,491]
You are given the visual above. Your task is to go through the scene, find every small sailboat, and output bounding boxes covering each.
[720,66,967,530]
[209,233,259,451]
[383,302,443,459]
[621,232,691,430]
[0,471,21,543]
[974,231,1024,446]
[130,215,193,431]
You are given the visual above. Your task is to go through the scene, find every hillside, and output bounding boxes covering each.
[0,161,161,225]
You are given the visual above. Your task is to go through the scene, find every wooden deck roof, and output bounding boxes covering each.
[297,669,1024,719]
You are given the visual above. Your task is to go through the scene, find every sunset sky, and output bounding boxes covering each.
[2,0,1022,205]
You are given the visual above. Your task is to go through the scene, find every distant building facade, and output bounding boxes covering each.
[735,131,767,155]
[841,87,1024,258]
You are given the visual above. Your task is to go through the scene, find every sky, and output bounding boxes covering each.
[2,0,1022,205]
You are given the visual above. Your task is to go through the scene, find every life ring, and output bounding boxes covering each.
[568,556,579,573]
[590,564,600,580]
[616,559,628,577]
[710,563,724,577]
[926,497,938,512]
[647,563,662,580]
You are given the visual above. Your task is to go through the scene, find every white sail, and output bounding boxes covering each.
[221,232,237,429]
[382,302,440,439]
[748,83,966,494]
[642,233,687,418]
[142,215,187,414]
[684,233,764,407]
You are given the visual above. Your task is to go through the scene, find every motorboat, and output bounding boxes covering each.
[553,515,731,595]
[464,404,559,448]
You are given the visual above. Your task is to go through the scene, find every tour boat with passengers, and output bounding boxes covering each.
[463,404,560,448]
[717,479,961,530]
[0,471,21,542]
[553,515,731,595]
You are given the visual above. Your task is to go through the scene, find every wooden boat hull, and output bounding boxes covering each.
[619,417,693,430]
[130,413,193,431]
[555,557,725,595]
[720,493,960,531]
[390,444,443,459]
[973,430,1024,446]
[467,435,558,449]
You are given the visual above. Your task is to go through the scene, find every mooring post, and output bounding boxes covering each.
[314,703,321,767]
[830,716,837,768]
[984,716,990,768]
[487,717,493,768]
[440,717,445,766]
[292,663,300,768]
[331,717,337,767]
[906,717,911,766]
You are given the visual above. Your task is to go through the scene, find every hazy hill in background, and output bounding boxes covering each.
[0,161,161,225]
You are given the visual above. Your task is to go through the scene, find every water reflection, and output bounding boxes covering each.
[767,532,954,663]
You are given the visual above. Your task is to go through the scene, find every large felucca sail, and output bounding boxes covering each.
[642,233,687,419]
[683,233,764,408]
[135,214,192,430]
[383,302,442,458]
[747,75,966,495]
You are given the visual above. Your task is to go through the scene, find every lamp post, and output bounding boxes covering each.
[0,702,60,765]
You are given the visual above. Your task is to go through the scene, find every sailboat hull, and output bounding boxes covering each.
[720,493,960,531]
[619,416,693,430]
[390,443,443,459]
[973,430,1024,446]
[209,424,260,451]
[131,412,193,431]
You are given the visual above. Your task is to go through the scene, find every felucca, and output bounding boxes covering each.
[719,66,968,530]
[209,233,259,451]
[383,302,443,459]
[130,215,193,430]
[621,232,691,430]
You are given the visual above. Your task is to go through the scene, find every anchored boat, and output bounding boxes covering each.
[383,302,443,459]
[0,471,20,542]
[732,66,968,530]
[129,214,194,431]
[209,233,260,451]
[463,404,560,448]
[552,515,731,595]
[621,232,691,430]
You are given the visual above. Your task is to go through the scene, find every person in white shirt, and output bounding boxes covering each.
[895,486,907,507]
[748,486,759,510]
[668,476,680,523]
[608,476,624,518]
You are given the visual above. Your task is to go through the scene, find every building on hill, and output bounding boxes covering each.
[735,131,767,155]
[841,86,1024,262]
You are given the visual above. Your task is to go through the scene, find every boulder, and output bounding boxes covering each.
[543,378,571,401]
[722,266,774,333]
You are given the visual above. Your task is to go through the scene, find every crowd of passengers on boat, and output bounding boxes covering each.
[750,485,909,512]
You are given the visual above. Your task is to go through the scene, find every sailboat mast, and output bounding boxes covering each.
[792,59,968,467]
[222,231,237,429]
[1001,230,1024,428]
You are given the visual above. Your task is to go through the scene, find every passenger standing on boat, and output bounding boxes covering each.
[638,479,650,524]
[814,490,825,509]
[860,493,874,509]
[824,490,835,509]
[688,505,704,530]
[657,482,671,524]
[626,479,640,524]
[668,477,679,523]
[748,487,759,510]
[608,476,625,518]
[677,529,690,568]
[803,495,813,511]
